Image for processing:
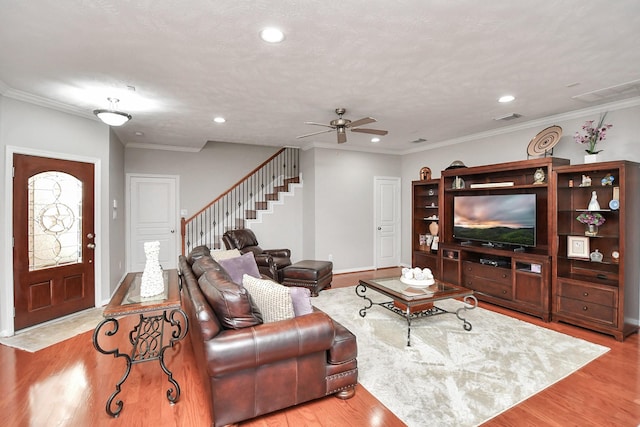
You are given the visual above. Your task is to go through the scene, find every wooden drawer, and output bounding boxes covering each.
[557,280,617,307]
[558,296,617,326]
[463,261,511,285]
[464,277,512,300]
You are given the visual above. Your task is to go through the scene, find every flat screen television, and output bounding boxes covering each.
[453,194,536,248]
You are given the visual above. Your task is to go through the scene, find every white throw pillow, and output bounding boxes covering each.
[242,274,295,323]
[211,248,241,261]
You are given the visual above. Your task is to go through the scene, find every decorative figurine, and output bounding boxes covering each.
[587,191,601,211]
[420,167,432,181]
[533,168,546,185]
[452,176,465,189]
[579,175,592,187]
[601,174,614,186]
[590,249,603,263]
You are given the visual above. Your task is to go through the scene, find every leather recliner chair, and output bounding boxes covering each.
[222,228,292,282]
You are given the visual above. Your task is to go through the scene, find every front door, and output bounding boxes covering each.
[13,154,95,330]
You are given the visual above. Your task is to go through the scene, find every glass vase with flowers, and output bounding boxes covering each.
[576,212,605,236]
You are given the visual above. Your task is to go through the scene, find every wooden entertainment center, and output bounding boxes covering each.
[411,157,640,340]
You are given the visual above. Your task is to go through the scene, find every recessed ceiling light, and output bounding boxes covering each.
[498,95,515,103]
[260,27,285,43]
[135,131,144,136]
[213,117,226,123]
[371,137,381,143]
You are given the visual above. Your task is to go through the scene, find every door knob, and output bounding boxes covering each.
[377,227,382,230]
[87,233,94,239]
[87,243,96,249]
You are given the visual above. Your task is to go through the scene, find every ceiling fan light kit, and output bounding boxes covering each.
[297,108,388,144]
[93,97,132,126]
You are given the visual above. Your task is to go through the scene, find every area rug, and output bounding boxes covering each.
[0,307,104,353]
[312,287,609,427]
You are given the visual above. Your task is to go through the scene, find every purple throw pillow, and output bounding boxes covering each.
[289,286,314,316]
[217,251,261,285]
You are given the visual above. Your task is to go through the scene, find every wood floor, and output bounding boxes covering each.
[1,267,638,426]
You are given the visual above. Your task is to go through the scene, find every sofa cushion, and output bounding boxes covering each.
[242,274,295,323]
[187,245,211,265]
[289,286,314,316]
[217,252,261,285]
[191,255,222,278]
[211,248,241,261]
[198,269,263,329]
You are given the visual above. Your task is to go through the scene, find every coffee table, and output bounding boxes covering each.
[356,277,477,346]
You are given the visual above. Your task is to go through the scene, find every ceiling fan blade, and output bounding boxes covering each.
[296,129,334,139]
[304,121,335,128]
[347,117,376,128]
[350,128,389,136]
[337,131,347,144]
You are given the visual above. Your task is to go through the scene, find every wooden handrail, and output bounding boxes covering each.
[185,147,286,222]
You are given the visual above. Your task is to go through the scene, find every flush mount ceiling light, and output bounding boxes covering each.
[260,27,285,43]
[498,95,515,103]
[213,116,226,123]
[371,137,381,143]
[93,97,132,126]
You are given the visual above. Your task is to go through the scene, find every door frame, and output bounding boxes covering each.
[125,173,180,272]
[373,176,401,269]
[2,146,102,337]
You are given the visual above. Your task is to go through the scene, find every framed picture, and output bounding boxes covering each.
[567,236,590,259]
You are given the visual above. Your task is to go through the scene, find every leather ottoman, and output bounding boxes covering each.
[281,260,333,297]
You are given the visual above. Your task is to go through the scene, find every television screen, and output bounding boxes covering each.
[453,194,536,247]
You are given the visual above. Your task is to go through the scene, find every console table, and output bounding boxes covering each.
[92,269,188,417]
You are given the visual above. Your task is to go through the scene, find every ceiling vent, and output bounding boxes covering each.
[572,79,640,103]
[493,113,522,121]
[411,138,427,143]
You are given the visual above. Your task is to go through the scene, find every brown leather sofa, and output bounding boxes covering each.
[222,229,292,282]
[179,247,358,427]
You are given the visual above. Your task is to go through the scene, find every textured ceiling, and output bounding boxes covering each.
[1,0,639,153]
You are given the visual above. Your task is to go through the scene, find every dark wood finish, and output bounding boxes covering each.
[438,157,569,320]
[12,154,96,330]
[552,160,640,340]
[411,179,440,276]
[1,267,639,426]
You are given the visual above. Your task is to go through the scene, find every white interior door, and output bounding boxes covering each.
[374,177,401,269]
[128,175,179,272]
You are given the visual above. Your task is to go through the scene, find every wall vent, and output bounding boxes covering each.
[572,79,640,103]
[493,113,522,121]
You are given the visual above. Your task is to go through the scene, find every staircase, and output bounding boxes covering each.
[181,147,300,254]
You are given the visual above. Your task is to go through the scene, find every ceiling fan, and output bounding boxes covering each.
[297,108,388,144]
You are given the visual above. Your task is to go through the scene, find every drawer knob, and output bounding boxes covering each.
[583,292,589,297]
[502,290,507,294]
[583,306,588,311]
[502,274,507,278]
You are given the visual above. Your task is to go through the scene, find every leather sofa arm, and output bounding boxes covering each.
[207,311,335,376]
[263,248,291,258]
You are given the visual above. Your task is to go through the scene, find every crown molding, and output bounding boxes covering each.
[3,87,96,120]
[125,142,202,152]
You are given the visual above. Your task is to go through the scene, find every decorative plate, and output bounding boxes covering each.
[527,125,562,156]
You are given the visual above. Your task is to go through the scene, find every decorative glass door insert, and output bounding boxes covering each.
[28,171,83,270]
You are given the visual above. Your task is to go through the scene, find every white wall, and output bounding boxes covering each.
[248,181,304,264]
[0,96,119,335]
[108,130,127,295]
[309,148,401,272]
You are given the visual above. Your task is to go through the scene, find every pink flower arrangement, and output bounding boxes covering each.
[576,212,605,226]
[573,112,612,155]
